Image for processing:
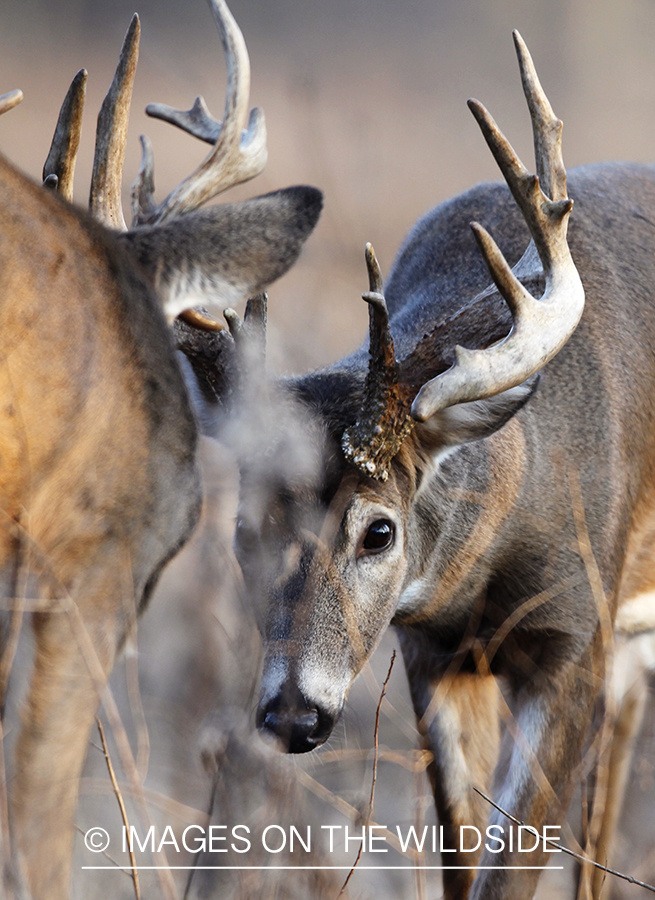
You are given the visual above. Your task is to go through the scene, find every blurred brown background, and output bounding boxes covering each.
[2,0,655,898]
[4,0,655,372]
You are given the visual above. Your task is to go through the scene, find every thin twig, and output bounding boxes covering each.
[338,650,396,898]
[0,539,29,880]
[474,787,655,894]
[0,718,11,883]
[361,659,416,741]
[96,718,141,900]
[313,747,432,771]
[568,467,618,896]
[413,754,429,900]
[60,565,178,900]
[368,651,397,812]
[79,776,208,827]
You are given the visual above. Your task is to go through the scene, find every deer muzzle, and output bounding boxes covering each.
[256,681,336,753]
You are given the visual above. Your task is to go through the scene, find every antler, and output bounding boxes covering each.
[224,293,267,367]
[89,14,140,230]
[85,0,265,233]
[42,16,138,222]
[41,0,262,332]
[0,89,23,116]
[341,245,414,481]
[131,0,267,227]
[341,32,583,481]
[411,30,584,422]
[43,69,87,201]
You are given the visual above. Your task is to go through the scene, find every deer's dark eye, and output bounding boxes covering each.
[361,519,395,555]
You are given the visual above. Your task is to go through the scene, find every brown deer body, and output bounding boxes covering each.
[0,2,321,897]
[215,35,655,900]
[0,157,202,897]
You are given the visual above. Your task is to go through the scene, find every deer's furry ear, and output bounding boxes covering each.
[414,374,539,455]
[119,186,323,319]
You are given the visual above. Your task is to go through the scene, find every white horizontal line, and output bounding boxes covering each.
[82,866,562,871]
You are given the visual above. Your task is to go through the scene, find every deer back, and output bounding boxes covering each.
[0,154,200,602]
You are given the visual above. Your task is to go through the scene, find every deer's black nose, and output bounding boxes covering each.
[257,685,334,753]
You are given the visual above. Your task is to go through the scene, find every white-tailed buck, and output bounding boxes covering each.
[187,31,655,900]
[0,1,321,897]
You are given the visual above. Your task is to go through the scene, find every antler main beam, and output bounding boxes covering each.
[132,0,267,227]
[411,31,584,422]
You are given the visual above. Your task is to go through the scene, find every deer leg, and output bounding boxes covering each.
[10,575,124,900]
[575,631,654,900]
[467,641,600,900]
[591,675,647,899]
[400,633,501,900]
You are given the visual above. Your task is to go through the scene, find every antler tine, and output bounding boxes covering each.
[513,30,567,203]
[365,241,384,295]
[131,134,155,224]
[411,35,584,423]
[43,69,87,203]
[89,14,140,230]
[135,0,267,227]
[362,243,396,376]
[240,292,268,372]
[145,95,220,145]
[223,293,267,346]
[468,96,573,272]
[0,89,23,116]
[222,298,266,397]
[224,307,244,340]
[244,292,267,342]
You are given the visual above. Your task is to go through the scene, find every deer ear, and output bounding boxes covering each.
[415,374,539,454]
[118,185,323,318]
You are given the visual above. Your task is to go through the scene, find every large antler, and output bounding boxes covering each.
[42,0,261,332]
[131,0,267,227]
[343,31,584,480]
[411,31,584,421]
[44,0,265,240]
